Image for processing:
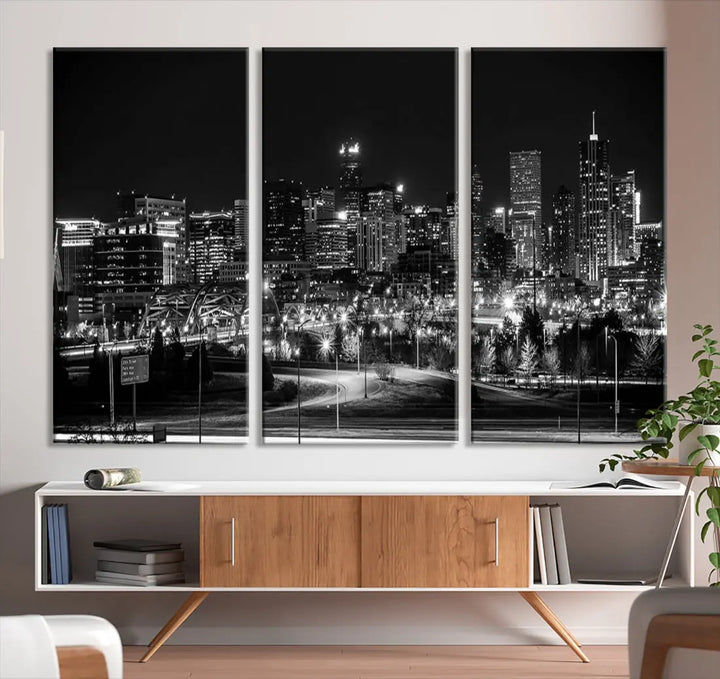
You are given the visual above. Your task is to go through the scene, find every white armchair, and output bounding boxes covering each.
[628,587,720,679]
[0,615,122,679]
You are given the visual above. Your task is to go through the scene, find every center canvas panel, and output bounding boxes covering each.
[262,49,458,443]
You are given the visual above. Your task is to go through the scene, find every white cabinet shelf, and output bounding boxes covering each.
[35,480,694,593]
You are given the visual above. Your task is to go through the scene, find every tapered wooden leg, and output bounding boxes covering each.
[518,591,590,663]
[139,592,209,662]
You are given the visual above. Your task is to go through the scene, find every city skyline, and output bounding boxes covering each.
[262,48,458,442]
[54,49,248,220]
[53,49,249,444]
[471,48,665,444]
[471,49,664,226]
[263,49,456,208]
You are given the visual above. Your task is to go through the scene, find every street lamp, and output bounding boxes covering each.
[197,325,205,444]
[609,334,619,435]
[294,318,314,445]
[322,337,340,432]
[416,327,422,370]
[296,347,301,444]
[576,298,601,443]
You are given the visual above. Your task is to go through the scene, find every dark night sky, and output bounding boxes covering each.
[472,49,664,225]
[54,49,247,221]
[263,49,457,207]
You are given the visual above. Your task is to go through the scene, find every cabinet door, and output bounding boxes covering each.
[361,496,529,588]
[200,496,361,587]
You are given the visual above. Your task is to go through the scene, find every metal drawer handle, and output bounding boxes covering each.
[494,517,499,567]
[231,517,235,566]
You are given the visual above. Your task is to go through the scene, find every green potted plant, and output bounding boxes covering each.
[600,324,720,586]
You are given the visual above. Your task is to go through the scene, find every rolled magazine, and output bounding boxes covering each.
[84,467,142,490]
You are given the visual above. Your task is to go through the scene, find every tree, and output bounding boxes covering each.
[187,341,213,387]
[630,333,663,384]
[150,325,165,370]
[574,344,591,382]
[475,337,496,380]
[498,346,517,384]
[542,346,562,386]
[519,306,544,350]
[341,331,359,363]
[518,337,539,387]
[261,353,275,392]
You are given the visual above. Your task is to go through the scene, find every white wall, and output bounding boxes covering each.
[0,0,718,645]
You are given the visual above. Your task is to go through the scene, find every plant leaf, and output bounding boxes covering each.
[679,423,699,441]
[699,359,714,377]
[707,507,720,528]
[710,552,720,569]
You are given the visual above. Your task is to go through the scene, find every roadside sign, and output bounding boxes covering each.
[120,355,150,386]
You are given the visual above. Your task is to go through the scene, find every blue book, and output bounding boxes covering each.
[58,505,70,584]
[41,505,50,584]
[47,505,59,584]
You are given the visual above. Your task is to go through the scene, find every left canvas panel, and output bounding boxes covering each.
[53,49,249,444]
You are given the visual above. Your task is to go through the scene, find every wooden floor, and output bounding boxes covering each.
[123,645,629,678]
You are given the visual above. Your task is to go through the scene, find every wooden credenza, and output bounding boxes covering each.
[36,481,693,665]
[200,495,529,589]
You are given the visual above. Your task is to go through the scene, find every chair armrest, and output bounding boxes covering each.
[640,614,720,679]
[57,646,108,679]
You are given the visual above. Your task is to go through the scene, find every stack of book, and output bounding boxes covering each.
[531,503,571,586]
[42,503,72,584]
[93,539,185,586]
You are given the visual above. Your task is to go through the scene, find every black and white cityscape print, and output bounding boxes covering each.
[262,49,458,442]
[471,49,665,443]
[53,49,248,443]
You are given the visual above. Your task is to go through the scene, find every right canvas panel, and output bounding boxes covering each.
[471,49,665,443]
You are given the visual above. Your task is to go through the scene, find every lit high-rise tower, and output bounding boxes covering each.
[509,150,542,271]
[471,165,484,273]
[578,112,610,282]
[550,185,576,275]
[609,170,636,265]
[338,139,362,268]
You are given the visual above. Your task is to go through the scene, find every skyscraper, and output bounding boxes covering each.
[471,166,484,272]
[609,170,636,265]
[263,179,305,261]
[188,210,235,284]
[550,186,576,275]
[232,199,248,250]
[303,188,335,267]
[117,192,187,283]
[509,150,542,271]
[444,191,458,259]
[578,113,610,282]
[363,184,396,271]
[338,139,362,268]
[55,218,101,320]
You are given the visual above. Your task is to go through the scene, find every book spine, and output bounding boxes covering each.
[539,505,559,586]
[94,548,184,564]
[97,560,184,576]
[532,506,547,585]
[550,504,571,585]
[41,505,49,584]
[49,505,60,584]
[58,504,70,585]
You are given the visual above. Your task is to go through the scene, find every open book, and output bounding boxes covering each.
[550,473,678,491]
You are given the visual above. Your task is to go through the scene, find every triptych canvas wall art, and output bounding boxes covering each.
[52,47,665,446]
